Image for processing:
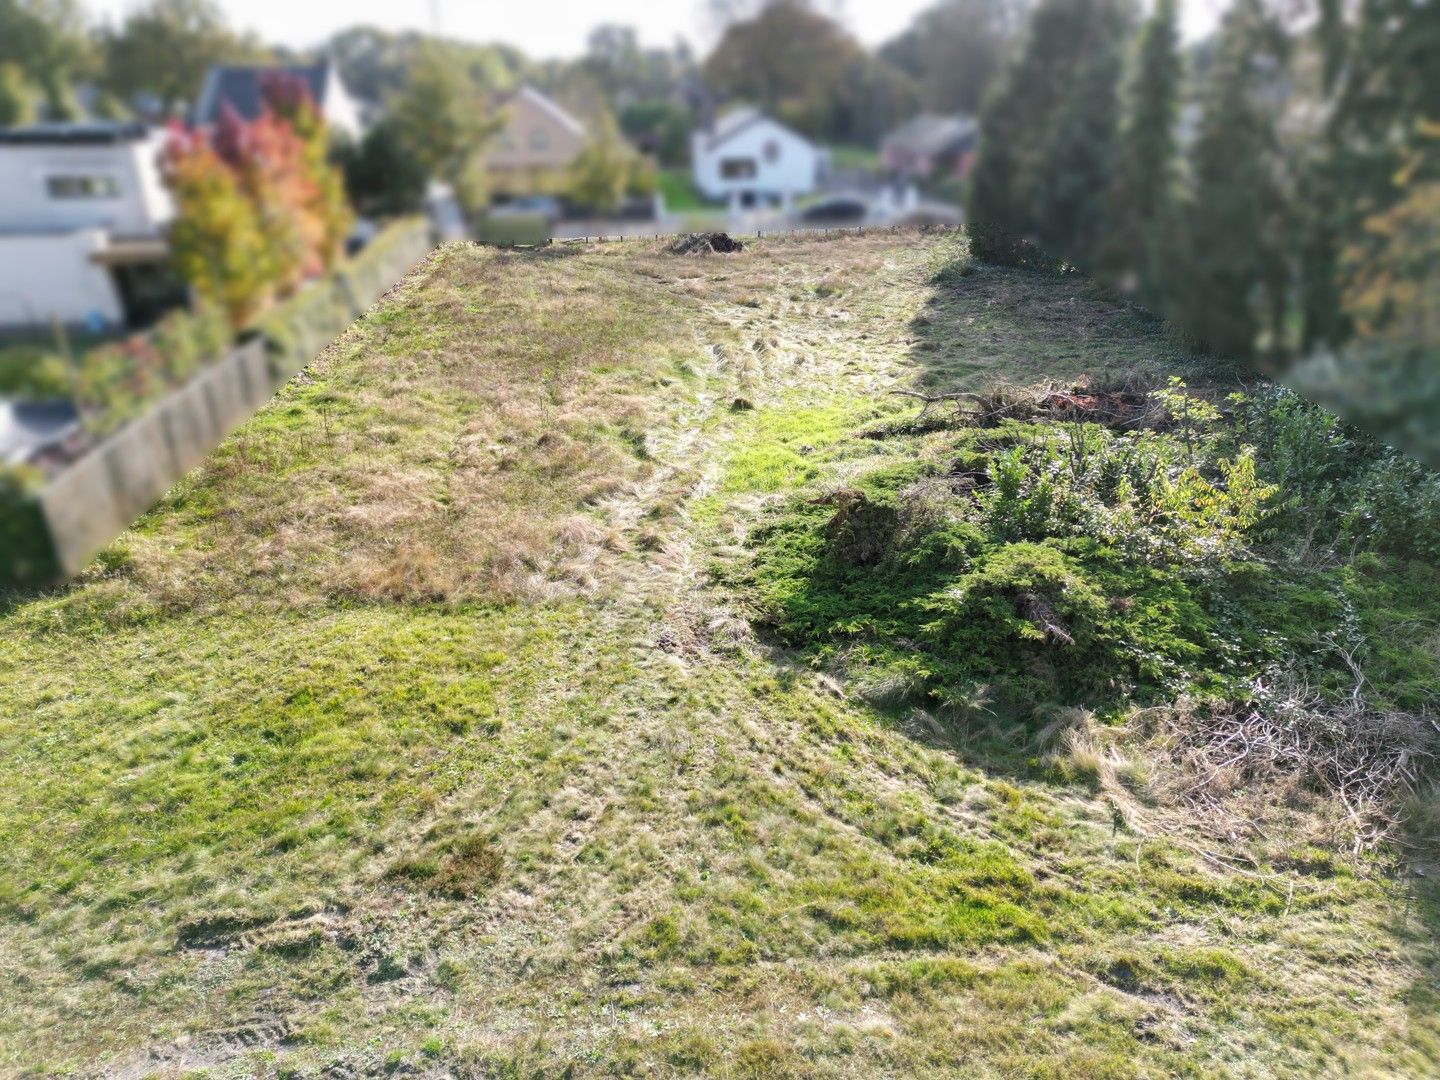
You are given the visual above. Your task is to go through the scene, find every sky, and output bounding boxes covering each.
[90,0,1226,58]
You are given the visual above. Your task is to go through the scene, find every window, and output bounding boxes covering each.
[720,157,757,180]
[529,130,549,151]
[763,139,781,164]
[47,175,121,199]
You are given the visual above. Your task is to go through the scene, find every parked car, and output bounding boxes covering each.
[489,195,563,220]
[799,196,870,226]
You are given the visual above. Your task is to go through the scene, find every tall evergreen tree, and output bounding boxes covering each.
[969,0,1131,250]
[1299,0,1440,351]
[1034,15,1127,262]
[1174,0,1288,362]
[1108,0,1180,292]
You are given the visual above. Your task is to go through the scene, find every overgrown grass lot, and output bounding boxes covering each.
[1,230,1437,1077]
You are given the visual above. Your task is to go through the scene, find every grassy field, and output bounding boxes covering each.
[0,231,1436,1077]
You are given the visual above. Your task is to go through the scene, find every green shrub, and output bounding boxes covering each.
[474,214,551,248]
[0,466,56,586]
[740,376,1440,717]
[1227,385,1440,562]
[0,345,72,400]
[149,302,230,383]
[76,336,167,434]
[965,222,1068,272]
[67,303,234,434]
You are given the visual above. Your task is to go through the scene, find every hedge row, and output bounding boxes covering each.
[253,217,432,377]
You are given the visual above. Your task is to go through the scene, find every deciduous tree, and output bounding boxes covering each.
[879,0,1027,115]
[101,0,266,116]
[0,62,35,126]
[390,47,502,214]
[163,125,273,325]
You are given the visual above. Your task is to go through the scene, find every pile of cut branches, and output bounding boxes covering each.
[1139,660,1439,852]
[890,378,1175,430]
[667,232,745,255]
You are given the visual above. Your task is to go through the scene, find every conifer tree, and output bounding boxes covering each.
[1034,18,1126,263]
[1174,0,1288,362]
[1301,0,1440,350]
[1109,0,1180,294]
[969,0,1131,255]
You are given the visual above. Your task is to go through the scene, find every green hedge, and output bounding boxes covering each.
[0,467,57,587]
[254,217,431,377]
[965,222,1069,273]
[475,214,551,248]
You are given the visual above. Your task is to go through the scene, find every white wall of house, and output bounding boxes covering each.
[692,113,821,208]
[0,229,124,328]
[0,130,173,236]
[321,65,364,143]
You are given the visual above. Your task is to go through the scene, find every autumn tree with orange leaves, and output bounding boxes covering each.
[163,76,353,326]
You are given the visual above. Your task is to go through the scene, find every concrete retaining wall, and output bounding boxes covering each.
[30,219,436,579]
[38,339,271,575]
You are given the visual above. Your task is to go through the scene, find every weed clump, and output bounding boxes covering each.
[386,832,503,899]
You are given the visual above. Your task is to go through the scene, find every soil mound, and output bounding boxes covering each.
[667,232,745,255]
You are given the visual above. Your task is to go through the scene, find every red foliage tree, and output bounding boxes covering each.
[164,84,354,324]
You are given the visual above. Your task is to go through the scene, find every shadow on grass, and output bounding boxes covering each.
[903,250,1226,395]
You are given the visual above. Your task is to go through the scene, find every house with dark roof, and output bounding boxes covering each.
[880,114,978,181]
[690,108,823,212]
[193,60,363,142]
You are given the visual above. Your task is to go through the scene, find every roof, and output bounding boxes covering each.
[698,107,809,154]
[510,85,584,138]
[882,114,978,156]
[193,60,337,126]
[0,122,154,147]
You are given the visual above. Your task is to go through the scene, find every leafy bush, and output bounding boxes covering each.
[0,466,56,586]
[0,345,72,400]
[74,303,232,434]
[150,303,230,383]
[1226,385,1440,562]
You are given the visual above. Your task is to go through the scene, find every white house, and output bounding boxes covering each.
[193,60,363,143]
[0,122,179,331]
[691,108,824,212]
